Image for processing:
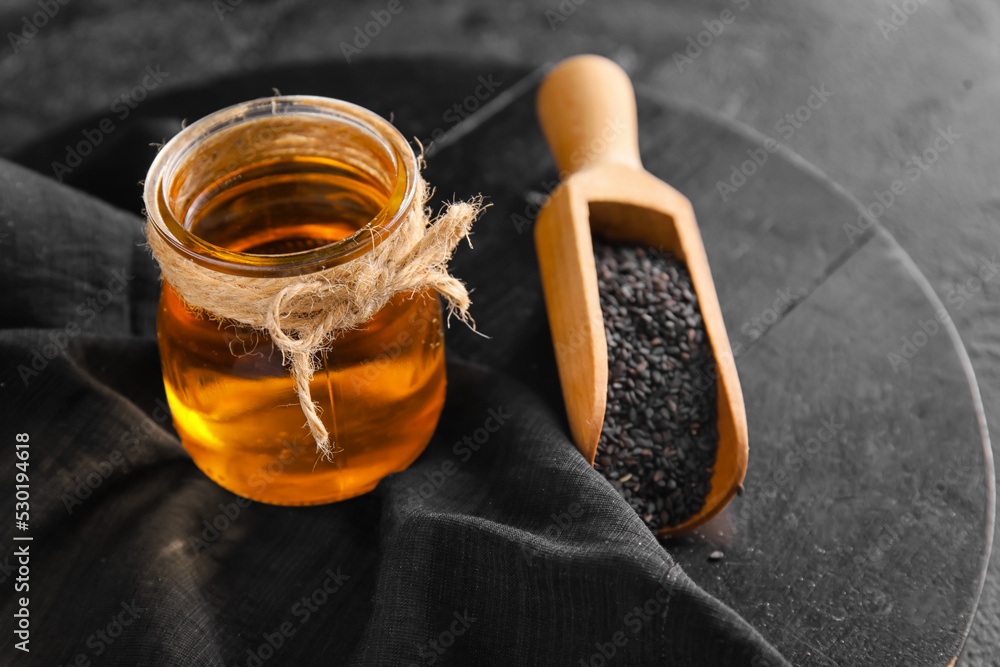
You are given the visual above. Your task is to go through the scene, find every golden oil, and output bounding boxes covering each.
[146,98,445,505]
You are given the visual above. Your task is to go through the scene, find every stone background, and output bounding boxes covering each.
[1,0,997,662]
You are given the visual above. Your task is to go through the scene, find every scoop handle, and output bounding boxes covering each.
[536,54,642,176]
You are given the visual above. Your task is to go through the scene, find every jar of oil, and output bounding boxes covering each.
[144,96,445,505]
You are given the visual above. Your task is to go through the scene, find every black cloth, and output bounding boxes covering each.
[0,68,789,666]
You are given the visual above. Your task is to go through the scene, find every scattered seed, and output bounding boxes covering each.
[708,550,725,562]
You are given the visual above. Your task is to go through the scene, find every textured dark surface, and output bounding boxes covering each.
[0,65,799,666]
[426,65,992,664]
[1,0,998,663]
[0,55,993,666]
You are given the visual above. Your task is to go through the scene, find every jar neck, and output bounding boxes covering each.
[144,96,418,278]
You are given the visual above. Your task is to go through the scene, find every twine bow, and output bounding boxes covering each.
[146,176,482,459]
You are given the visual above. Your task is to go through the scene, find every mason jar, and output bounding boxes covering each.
[144,96,446,505]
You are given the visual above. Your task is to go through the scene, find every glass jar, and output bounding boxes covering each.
[144,96,446,506]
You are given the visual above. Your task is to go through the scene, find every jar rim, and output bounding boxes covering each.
[143,95,418,277]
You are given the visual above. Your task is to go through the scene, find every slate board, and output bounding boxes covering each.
[9,59,994,666]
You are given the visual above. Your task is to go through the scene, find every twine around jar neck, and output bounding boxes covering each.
[146,175,482,459]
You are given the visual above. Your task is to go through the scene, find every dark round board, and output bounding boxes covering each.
[13,59,994,666]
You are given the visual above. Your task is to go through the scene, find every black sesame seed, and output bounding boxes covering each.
[594,241,720,533]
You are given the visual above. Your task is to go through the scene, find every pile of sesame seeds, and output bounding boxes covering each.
[593,241,719,532]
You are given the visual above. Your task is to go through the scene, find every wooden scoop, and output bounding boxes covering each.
[534,55,748,536]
